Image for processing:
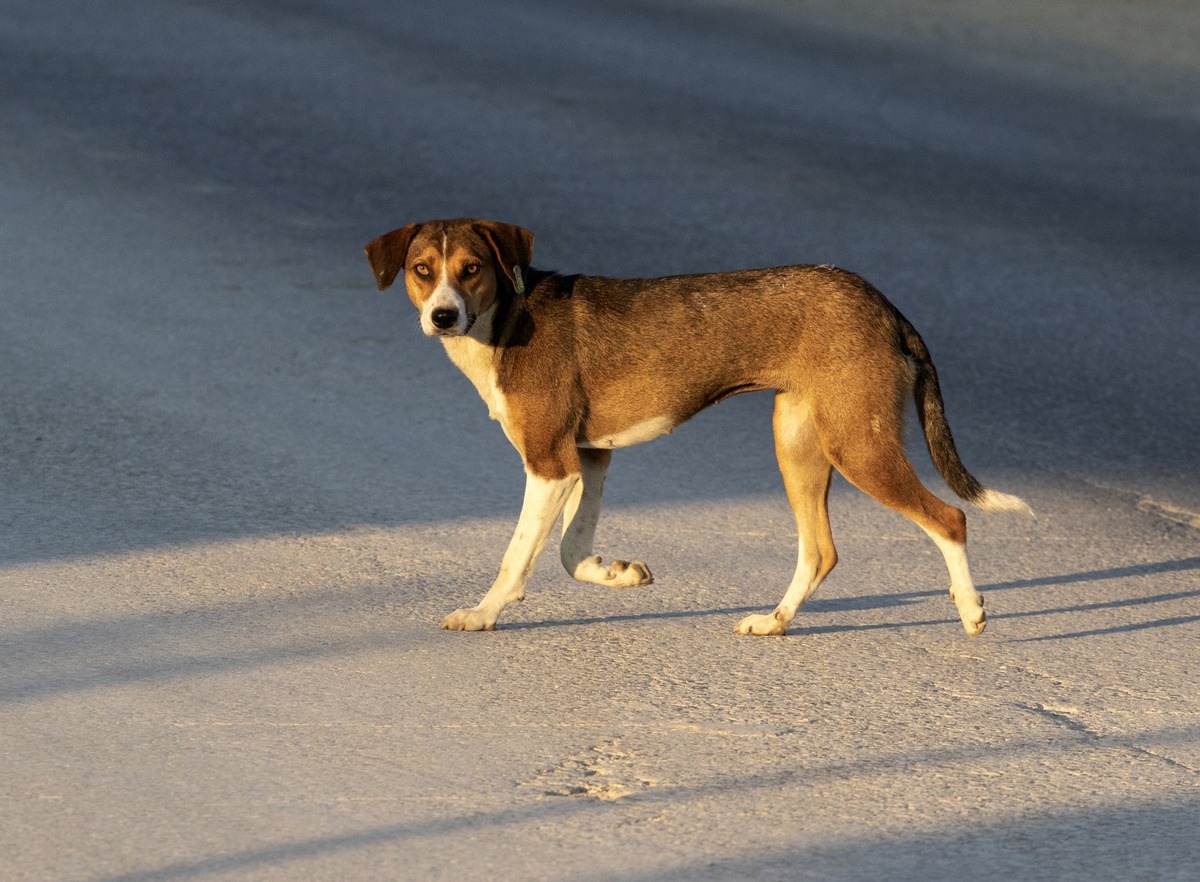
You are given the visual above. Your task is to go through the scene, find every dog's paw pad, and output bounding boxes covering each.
[610,560,653,588]
[573,557,653,588]
[734,611,788,637]
[440,608,496,631]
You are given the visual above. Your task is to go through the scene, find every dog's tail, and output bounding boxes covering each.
[899,316,1034,516]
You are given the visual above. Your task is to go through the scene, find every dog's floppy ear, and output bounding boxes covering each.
[364,224,422,291]
[474,220,534,294]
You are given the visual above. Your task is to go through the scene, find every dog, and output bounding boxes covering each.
[365,217,1031,636]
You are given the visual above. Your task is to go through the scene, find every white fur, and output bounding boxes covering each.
[975,487,1034,517]
[735,521,830,636]
[735,530,823,637]
[440,308,514,442]
[441,470,578,631]
[579,416,675,449]
[924,528,987,637]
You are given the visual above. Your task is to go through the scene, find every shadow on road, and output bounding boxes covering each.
[508,556,1200,638]
[89,771,1199,882]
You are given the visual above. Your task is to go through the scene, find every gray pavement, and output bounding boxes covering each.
[2,1,1198,880]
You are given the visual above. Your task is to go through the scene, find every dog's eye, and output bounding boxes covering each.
[413,263,431,277]
[463,263,481,276]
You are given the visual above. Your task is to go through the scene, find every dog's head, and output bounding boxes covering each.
[365,218,534,337]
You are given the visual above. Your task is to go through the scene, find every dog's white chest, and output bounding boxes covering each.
[441,336,507,424]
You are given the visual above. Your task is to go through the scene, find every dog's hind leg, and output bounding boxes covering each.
[736,393,837,636]
[560,447,654,588]
[441,469,579,631]
[817,401,987,637]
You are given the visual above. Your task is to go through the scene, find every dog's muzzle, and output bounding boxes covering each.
[428,308,476,336]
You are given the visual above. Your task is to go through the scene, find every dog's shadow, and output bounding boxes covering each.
[507,605,765,631]
[506,557,1200,639]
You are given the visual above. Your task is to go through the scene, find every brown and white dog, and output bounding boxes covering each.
[365,217,1031,636]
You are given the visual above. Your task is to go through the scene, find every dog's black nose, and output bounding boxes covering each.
[431,308,459,330]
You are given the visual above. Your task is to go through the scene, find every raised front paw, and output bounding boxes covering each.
[607,558,653,588]
[734,610,788,636]
[573,555,654,589]
[440,607,497,631]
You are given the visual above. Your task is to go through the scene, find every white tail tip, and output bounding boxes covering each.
[975,488,1035,517]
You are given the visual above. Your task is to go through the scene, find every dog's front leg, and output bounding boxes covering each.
[560,448,653,588]
[441,471,579,631]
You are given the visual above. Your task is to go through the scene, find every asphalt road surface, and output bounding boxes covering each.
[2,1,1198,880]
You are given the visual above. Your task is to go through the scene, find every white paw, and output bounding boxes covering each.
[951,587,986,637]
[606,558,654,588]
[574,555,654,589]
[734,611,788,636]
[961,608,987,637]
[440,607,496,631]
